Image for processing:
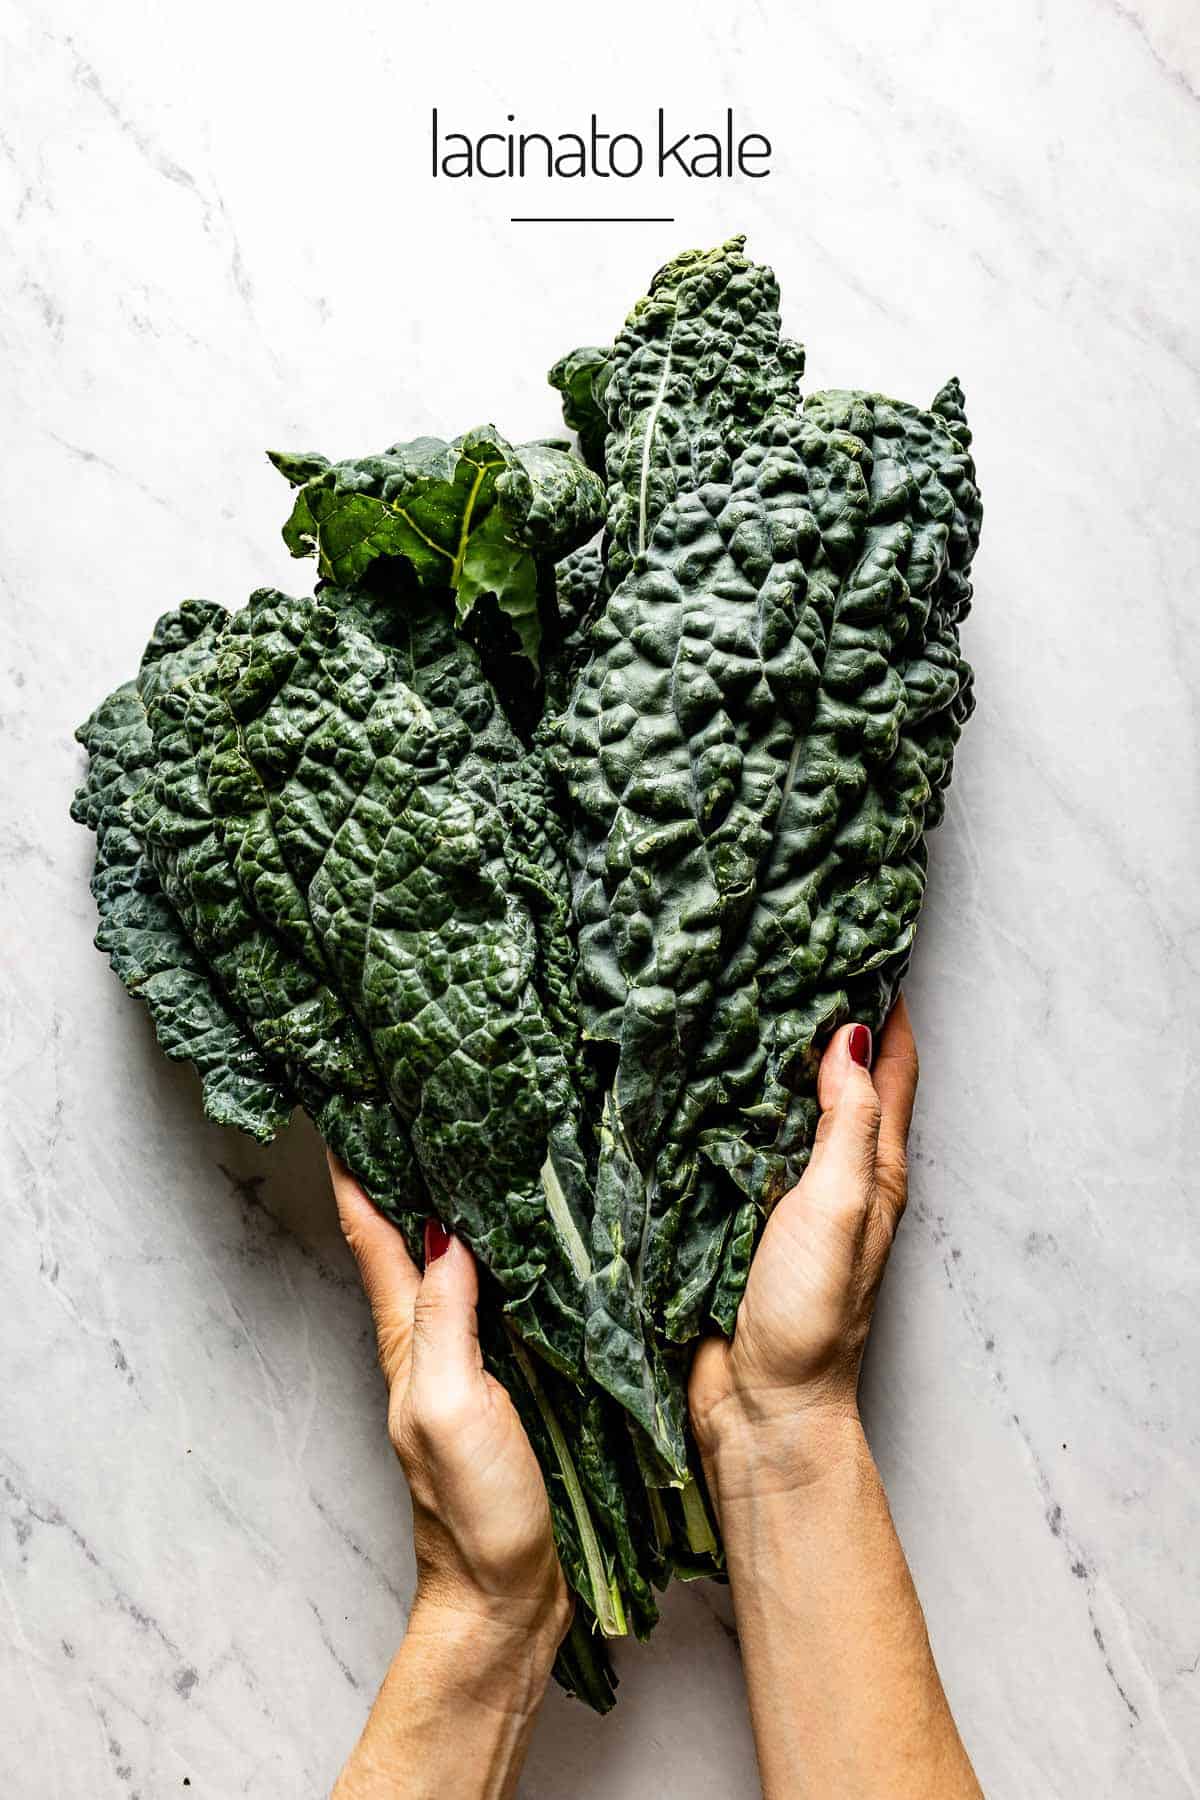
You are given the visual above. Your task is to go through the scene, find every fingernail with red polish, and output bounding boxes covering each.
[424,1219,452,1265]
[848,1024,872,1067]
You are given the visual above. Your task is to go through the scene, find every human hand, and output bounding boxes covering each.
[328,1154,572,1649]
[685,1002,983,1800]
[689,997,919,1473]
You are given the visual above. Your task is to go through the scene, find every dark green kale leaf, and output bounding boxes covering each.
[548,346,610,474]
[305,579,688,1471]
[555,409,868,1351]
[554,239,981,1356]
[555,236,805,589]
[70,601,296,1143]
[75,583,658,1660]
[271,429,604,668]
[691,382,981,1244]
[145,590,591,1352]
[121,595,427,1241]
[552,542,607,679]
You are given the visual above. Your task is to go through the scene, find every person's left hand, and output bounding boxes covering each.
[328,1154,571,1645]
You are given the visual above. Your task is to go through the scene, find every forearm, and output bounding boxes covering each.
[708,1409,981,1800]
[333,1602,561,1800]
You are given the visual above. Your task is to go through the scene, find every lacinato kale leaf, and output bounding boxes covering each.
[548,346,610,475]
[557,235,805,588]
[272,428,604,668]
[552,243,980,1360]
[71,601,296,1143]
[555,407,867,1360]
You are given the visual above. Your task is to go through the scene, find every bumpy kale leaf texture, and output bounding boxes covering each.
[73,242,981,1713]
[550,238,980,1380]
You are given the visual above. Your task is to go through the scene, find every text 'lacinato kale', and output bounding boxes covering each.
[431,109,772,179]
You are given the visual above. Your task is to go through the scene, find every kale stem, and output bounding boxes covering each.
[644,1481,671,1557]
[679,1474,719,1559]
[506,1327,628,1638]
[558,1607,617,1713]
[540,1152,591,1285]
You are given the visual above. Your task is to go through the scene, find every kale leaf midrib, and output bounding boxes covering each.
[636,324,677,558]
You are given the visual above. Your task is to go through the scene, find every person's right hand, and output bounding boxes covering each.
[689,996,919,1470]
[328,1153,571,1647]
[329,1161,571,1797]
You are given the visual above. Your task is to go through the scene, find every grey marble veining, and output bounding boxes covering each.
[2,0,1198,1793]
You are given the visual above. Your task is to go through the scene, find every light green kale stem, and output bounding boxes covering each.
[506,1328,628,1639]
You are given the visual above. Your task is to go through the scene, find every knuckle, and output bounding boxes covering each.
[813,1110,836,1153]
[409,1384,473,1448]
[388,1385,473,1464]
[821,1080,881,1138]
[411,1290,453,1336]
[828,1089,881,1152]
[857,1082,883,1128]
[806,1168,872,1230]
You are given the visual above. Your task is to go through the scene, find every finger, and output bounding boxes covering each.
[408,1223,485,1420]
[327,1151,420,1388]
[873,994,919,1219]
[806,1020,883,1194]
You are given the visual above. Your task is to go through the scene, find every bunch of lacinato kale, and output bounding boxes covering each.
[73,238,981,1709]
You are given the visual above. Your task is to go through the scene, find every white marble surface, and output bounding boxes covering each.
[3,0,1199,1792]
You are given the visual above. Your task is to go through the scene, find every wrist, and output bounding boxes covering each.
[699,1391,869,1513]
[334,1598,567,1799]
[409,1527,572,1654]
[404,1590,570,1712]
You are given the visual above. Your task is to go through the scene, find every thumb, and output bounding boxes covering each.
[807,1022,883,1192]
[328,1151,420,1388]
[408,1222,484,1412]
